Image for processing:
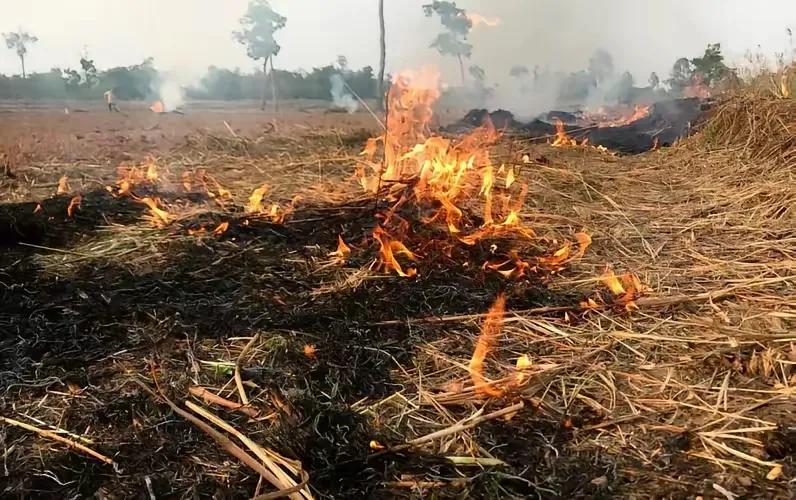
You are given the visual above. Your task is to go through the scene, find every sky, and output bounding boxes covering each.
[0,0,794,86]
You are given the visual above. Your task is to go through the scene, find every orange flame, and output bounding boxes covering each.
[465,12,501,28]
[329,235,352,260]
[145,162,159,183]
[469,294,506,397]
[600,266,648,310]
[212,222,229,236]
[67,195,81,217]
[57,175,70,195]
[552,118,578,147]
[150,101,165,114]
[373,226,416,277]
[247,184,269,213]
[181,171,193,191]
[138,197,173,227]
[303,344,317,359]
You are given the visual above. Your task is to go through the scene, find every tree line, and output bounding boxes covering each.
[3,0,737,106]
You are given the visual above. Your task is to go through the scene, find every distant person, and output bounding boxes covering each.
[104,89,119,112]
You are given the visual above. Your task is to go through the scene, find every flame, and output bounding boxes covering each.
[600,266,649,310]
[515,354,532,384]
[552,118,578,147]
[469,294,506,398]
[181,172,193,191]
[145,162,159,183]
[188,226,206,236]
[33,203,43,214]
[67,195,81,217]
[212,222,229,236]
[484,252,531,279]
[247,184,269,213]
[574,232,592,258]
[303,344,317,359]
[138,197,173,227]
[57,175,70,195]
[373,226,416,277]
[150,101,165,114]
[505,167,516,189]
[329,235,352,260]
[465,12,501,28]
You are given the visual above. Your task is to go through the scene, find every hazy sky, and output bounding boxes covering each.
[1,0,794,85]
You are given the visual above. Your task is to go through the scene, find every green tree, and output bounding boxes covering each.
[233,0,287,110]
[588,49,614,83]
[423,1,473,84]
[648,71,660,89]
[3,30,38,78]
[667,57,694,94]
[691,43,728,85]
[509,65,529,79]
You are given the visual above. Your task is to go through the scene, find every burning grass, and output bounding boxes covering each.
[0,90,794,498]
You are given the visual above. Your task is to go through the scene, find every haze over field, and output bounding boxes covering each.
[1,0,794,86]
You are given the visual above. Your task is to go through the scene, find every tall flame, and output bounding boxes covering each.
[247,184,269,213]
[469,294,506,397]
[67,195,81,217]
[57,175,70,195]
[373,226,416,277]
[329,235,352,260]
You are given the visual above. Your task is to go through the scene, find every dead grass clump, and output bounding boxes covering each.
[699,93,795,164]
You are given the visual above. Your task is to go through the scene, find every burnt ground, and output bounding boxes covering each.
[1,101,794,499]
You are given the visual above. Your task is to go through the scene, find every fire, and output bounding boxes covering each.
[57,175,70,195]
[515,354,532,384]
[329,235,352,260]
[600,266,649,310]
[465,12,501,28]
[552,118,578,147]
[212,222,229,236]
[145,162,159,183]
[373,226,416,278]
[469,294,506,398]
[67,195,81,217]
[303,344,317,359]
[138,197,173,227]
[181,171,192,191]
[150,101,165,114]
[505,167,516,189]
[246,184,269,213]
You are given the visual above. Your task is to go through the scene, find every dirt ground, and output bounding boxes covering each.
[0,98,793,499]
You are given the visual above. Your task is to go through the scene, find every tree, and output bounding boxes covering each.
[667,57,694,94]
[336,55,348,72]
[588,49,614,83]
[691,43,728,85]
[233,0,286,111]
[377,0,386,109]
[3,30,38,78]
[509,65,530,79]
[423,1,473,84]
[468,65,485,82]
[648,72,660,89]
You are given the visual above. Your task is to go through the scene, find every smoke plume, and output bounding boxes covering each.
[329,74,359,113]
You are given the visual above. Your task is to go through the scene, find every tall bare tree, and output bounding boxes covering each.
[377,0,387,108]
[233,0,286,111]
[3,30,38,78]
[423,1,472,85]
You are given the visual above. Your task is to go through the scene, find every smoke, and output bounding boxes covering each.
[329,74,359,113]
[155,79,186,112]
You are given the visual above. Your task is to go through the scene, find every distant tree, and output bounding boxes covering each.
[233,0,287,111]
[509,65,529,79]
[468,65,485,82]
[648,71,660,89]
[80,54,99,88]
[423,1,473,84]
[606,71,634,104]
[667,57,694,94]
[337,55,348,72]
[690,43,728,85]
[3,30,38,78]
[588,49,614,83]
[377,0,387,108]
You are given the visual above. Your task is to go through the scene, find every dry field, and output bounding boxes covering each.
[0,95,793,499]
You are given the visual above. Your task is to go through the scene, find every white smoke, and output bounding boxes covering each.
[329,74,359,114]
[157,79,185,112]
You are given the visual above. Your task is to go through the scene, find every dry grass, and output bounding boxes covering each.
[1,92,793,498]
